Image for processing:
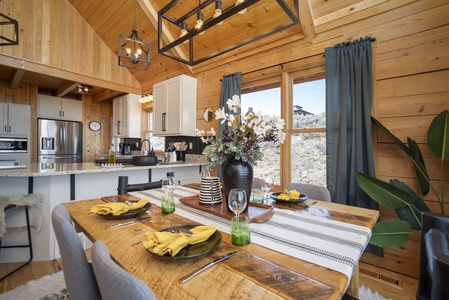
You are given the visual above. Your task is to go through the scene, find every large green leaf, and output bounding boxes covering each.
[390,179,430,230]
[372,117,413,157]
[428,110,449,161]
[356,173,414,209]
[407,137,430,195]
[369,220,412,248]
[372,117,430,196]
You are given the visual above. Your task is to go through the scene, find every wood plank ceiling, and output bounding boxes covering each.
[0,0,401,101]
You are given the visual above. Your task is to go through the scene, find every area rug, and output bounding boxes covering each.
[360,285,393,300]
[0,271,70,300]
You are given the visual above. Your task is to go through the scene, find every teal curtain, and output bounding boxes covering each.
[325,37,377,210]
[219,72,242,139]
[217,72,242,178]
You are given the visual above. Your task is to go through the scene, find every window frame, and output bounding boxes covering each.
[241,57,326,188]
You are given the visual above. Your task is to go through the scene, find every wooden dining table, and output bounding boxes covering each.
[63,186,378,300]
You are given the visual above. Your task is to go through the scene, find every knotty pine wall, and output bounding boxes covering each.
[0,0,140,94]
[190,1,449,298]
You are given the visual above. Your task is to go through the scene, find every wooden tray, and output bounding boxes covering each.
[101,194,141,203]
[179,195,274,223]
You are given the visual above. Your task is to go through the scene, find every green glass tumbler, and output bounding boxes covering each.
[161,193,175,214]
[231,215,250,246]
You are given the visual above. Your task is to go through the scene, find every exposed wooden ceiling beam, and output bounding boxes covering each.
[56,82,80,97]
[138,0,193,75]
[299,0,316,37]
[10,68,25,90]
[92,89,126,103]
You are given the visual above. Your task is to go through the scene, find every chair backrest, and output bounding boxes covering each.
[51,205,101,300]
[424,228,449,300]
[417,211,449,300]
[285,183,331,202]
[91,240,158,300]
[253,177,266,189]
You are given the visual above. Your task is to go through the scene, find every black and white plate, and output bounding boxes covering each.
[270,192,308,204]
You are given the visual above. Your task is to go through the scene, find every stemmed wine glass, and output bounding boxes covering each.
[228,188,247,217]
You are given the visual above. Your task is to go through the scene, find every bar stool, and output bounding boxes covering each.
[0,194,42,281]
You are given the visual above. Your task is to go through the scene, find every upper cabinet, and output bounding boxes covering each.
[0,103,30,136]
[38,94,82,121]
[112,94,141,138]
[153,74,197,136]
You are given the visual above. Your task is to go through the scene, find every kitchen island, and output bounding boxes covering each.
[0,162,205,262]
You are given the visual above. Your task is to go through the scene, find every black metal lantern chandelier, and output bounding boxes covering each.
[158,0,299,66]
[0,13,19,46]
[118,0,151,70]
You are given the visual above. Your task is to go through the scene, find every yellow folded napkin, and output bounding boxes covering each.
[90,198,149,216]
[143,225,217,257]
[128,198,150,210]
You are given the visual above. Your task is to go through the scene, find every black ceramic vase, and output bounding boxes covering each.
[221,158,253,212]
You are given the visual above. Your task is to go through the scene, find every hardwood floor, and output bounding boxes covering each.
[0,260,62,294]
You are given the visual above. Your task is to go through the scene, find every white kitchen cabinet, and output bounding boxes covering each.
[38,94,82,121]
[0,103,30,136]
[153,74,197,136]
[112,93,141,138]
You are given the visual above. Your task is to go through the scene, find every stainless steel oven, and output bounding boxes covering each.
[0,137,29,169]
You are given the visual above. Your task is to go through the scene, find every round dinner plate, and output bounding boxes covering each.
[147,225,222,261]
[100,203,152,220]
[270,192,308,204]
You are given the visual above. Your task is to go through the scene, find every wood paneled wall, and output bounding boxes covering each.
[189,0,449,295]
[82,95,113,162]
[0,0,141,94]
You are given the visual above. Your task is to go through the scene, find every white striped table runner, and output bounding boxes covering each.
[130,186,371,289]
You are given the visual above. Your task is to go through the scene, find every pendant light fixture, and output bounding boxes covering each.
[159,0,299,66]
[0,13,19,46]
[118,0,151,70]
[213,0,223,26]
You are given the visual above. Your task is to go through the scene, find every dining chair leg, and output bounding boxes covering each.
[0,206,33,282]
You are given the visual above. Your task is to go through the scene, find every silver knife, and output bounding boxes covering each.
[179,250,239,283]
[105,216,152,230]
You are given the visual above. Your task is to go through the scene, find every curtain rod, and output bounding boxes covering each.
[221,37,376,80]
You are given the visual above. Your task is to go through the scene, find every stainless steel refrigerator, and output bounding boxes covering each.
[38,119,83,163]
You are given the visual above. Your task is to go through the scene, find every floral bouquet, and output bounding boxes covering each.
[196,95,286,170]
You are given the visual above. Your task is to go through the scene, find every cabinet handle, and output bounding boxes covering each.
[8,125,11,133]
[162,113,166,131]
[4,125,7,132]
[117,121,121,134]
[62,111,64,117]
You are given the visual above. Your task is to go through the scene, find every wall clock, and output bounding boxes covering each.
[89,121,101,131]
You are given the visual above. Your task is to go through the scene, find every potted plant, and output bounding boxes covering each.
[356,110,449,248]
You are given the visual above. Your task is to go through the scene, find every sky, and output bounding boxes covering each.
[240,79,325,116]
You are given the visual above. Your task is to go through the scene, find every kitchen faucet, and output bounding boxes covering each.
[141,139,151,156]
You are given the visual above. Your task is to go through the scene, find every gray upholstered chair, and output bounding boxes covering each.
[253,177,266,188]
[51,205,101,300]
[285,183,331,202]
[91,240,158,300]
[417,211,449,300]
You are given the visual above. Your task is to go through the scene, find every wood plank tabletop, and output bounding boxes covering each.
[63,193,378,300]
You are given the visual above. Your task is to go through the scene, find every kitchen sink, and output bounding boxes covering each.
[131,156,158,166]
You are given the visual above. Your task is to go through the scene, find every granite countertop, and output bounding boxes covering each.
[0,161,206,178]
